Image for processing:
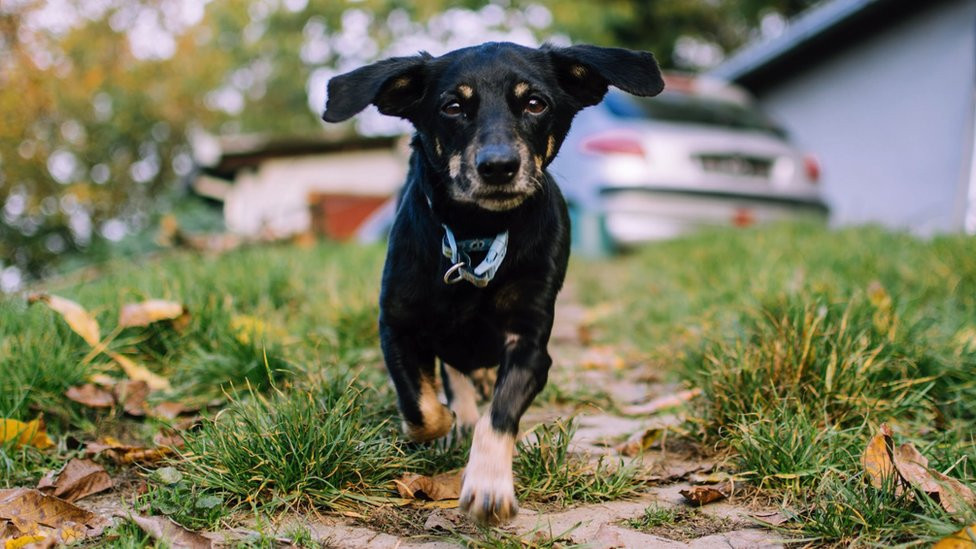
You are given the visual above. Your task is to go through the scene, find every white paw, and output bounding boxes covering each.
[459,416,517,524]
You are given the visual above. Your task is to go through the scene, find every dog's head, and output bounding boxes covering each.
[323,42,663,212]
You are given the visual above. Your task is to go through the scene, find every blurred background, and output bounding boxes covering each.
[2,0,975,292]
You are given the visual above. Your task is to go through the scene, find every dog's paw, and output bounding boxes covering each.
[459,469,518,525]
[403,402,454,443]
[460,415,518,524]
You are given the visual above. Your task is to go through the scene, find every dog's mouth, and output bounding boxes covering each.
[446,143,543,212]
[477,190,523,201]
[472,188,532,211]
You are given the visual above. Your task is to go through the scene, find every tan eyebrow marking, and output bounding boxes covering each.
[570,64,587,78]
[513,82,530,97]
[391,76,412,89]
[457,84,474,99]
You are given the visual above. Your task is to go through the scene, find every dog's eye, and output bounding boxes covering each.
[525,97,548,115]
[442,101,463,117]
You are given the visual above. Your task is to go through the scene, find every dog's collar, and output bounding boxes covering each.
[441,224,509,287]
[423,193,508,287]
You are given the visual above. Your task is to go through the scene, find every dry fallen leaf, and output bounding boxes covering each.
[615,428,663,457]
[933,524,976,549]
[85,438,173,465]
[931,473,976,515]
[118,300,186,329]
[108,352,170,391]
[0,419,53,450]
[680,481,733,506]
[892,442,941,493]
[394,470,463,501]
[114,380,150,417]
[27,294,100,346]
[863,425,976,514]
[578,346,625,370]
[125,514,213,549]
[0,488,106,541]
[862,423,898,491]
[64,384,114,409]
[153,428,187,449]
[621,388,702,416]
[36,459,112,503]
[750,511,789,526]
[151,402,186,420]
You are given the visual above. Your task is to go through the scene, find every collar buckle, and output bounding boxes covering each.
[441,224,509,287]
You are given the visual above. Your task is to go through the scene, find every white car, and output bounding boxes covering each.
[548,74,827,253]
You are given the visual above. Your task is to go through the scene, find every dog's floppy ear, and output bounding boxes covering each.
[322,53,431,122]
[546,44,664,107]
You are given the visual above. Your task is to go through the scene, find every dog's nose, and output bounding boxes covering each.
[476,145,520,185]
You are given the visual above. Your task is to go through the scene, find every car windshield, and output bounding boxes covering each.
[604,91,786,137]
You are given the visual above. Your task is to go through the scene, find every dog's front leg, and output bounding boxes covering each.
[380,321,454,443]
[460,333,551,524]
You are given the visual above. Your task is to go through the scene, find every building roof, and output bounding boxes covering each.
[709,0,950,92]
[192,132,402,181]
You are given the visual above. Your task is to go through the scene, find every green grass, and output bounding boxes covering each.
[625,504,739,541]
[0,241,387,487]
[577,222,976,546]
[516,419,641,506]
[177,376,411,512]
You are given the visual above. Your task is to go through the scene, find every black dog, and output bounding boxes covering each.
[323,42,662,524]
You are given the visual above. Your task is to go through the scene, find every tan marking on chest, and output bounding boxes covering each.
[449,154,462,178]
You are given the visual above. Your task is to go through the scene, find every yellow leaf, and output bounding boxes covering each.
[0,418,53,449]
[615,428,663,456]
[933,524,976,549]
[394,470,462,501]
[5,534,47,549]
[118,300,186,328]
[861,423,898,491]
[230,315,286,345]
[955,327,976,353]
[108,352,170,391]
[28,294,100,346]
[420,499,460,509]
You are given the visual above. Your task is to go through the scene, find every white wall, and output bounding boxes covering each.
[756,0,976,234]
[224,150,406,237]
